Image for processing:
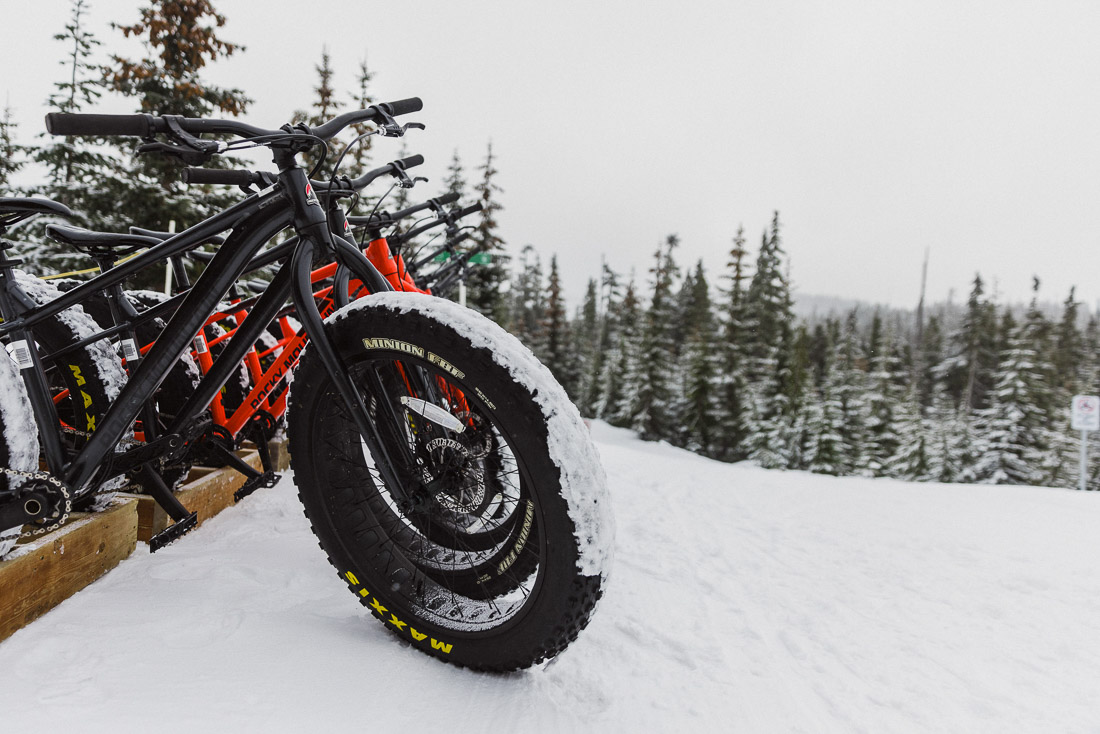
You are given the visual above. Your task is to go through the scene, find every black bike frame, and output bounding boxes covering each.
[0,163,398,498]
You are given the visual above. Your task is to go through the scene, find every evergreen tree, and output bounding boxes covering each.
[884,391,933,481]
[715,226,752,461]
[106,0,250,233]
[939,274,998,411]
[862,316,904,475]
[573,278,601,415]
[297,47,342,175]
[0,103,29,195]
[508,244,545,352]
[1053,287,1083,394]
[607,279,642,428]
[440,149,467,200]
[831,310,867,474]
[678,261,720,454]
[540,255,580,397]
[589,263,624,419]
[803,370,846,475]
[466,142,508,323]
[742,213,794,381]
[970,309,1046,485]
[28,0,119,270]
[342,56,376,180]
[742,214,799,467]
[629,236,679,441]
[916,314,944,410]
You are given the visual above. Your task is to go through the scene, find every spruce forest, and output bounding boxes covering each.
[3,0,1096,490]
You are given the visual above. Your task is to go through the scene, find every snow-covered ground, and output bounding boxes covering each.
[3,421,1100,732]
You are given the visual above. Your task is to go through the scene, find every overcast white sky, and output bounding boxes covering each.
[4,0,1100,312]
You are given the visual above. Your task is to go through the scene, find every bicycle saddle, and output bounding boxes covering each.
[0,197,74,230]
[45,224,161,259]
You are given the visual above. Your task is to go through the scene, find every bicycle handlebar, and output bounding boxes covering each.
[45,97,423,141]
[179,154,425,191]
[392,202,482,243]
[346,192,461,228]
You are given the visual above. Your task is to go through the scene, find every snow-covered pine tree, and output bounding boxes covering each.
[862,313,904,476]
[440,149,467,201]
[803,359,847,475]
[931,396,970,483]
[742,213,793,383]
[1081,316,1100,489]
[589,264,624,418]
[107,0,250,236]
[678,261,720,455]
[508,244,546,353]
[27,0,119,270]
[293,47,342,176]
[607,278,643,428]
[970,308,1046,485]
[1019,281,1070,486]
[573,278,601,415]
[1051,288,1085,486]
[742,214,800,468]
[939,274,999,412]
[466,142,509,324]
[885,391,932,481]
[540,255,581,398]
[342,56,376,181]
[629,236,680,442]
[829,310,868,474]
[715,226,752,462]
[1053,287,1083,395]
[0,103,29,196]
[915,314,944,411]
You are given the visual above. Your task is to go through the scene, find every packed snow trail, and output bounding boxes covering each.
[3,421,1100,732]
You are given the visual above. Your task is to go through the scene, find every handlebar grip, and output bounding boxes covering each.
[382,97,423,117]
[45,112,153,137]
[398,154,424,169]
[435,192,460,207]
[181,168,255,186]
[455,202,483,218]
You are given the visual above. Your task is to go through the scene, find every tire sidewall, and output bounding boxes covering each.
[289,303,597,670]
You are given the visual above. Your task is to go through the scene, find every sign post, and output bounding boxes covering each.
[1071,395,1100,490]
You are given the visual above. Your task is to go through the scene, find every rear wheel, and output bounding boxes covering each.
[288,294,612,670]
[0,272,126,556]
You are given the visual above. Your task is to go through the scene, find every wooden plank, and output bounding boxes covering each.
[269,436,291,472]
[120,449,264,542]
[0,498,138,643]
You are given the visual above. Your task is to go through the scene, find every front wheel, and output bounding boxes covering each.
[287,293,613,671]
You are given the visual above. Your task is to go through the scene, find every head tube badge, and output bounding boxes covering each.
[305,182,320,207]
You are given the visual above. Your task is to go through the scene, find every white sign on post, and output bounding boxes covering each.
[1072,395,1100,431]
[1072,395,1100,491]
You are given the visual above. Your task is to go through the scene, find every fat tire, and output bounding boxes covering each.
[288,293,611,671]
[0,273,127,555]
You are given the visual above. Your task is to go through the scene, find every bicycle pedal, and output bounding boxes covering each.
[234,471,278,502]
[149,511,198,552]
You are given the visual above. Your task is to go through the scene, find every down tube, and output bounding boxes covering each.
[63,205,294,494]
[165,257,294,436]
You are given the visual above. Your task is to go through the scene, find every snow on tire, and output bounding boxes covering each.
[288,292,612,671]
[0,273,128,555]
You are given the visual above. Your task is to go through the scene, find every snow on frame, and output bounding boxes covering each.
[330,291,615,579]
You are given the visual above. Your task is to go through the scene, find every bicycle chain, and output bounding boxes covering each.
[0,467,72,539]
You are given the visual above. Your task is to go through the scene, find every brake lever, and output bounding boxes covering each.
[378,118,426,138]
[136,115,226,166]
[136,140,215,166]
